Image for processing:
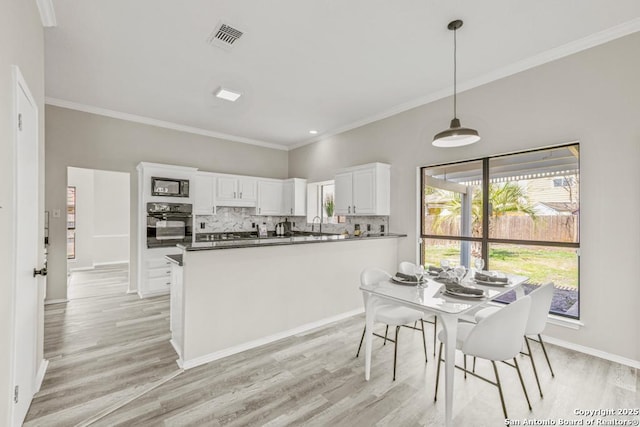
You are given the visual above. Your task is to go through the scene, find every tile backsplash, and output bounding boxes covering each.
[195,207,389,235]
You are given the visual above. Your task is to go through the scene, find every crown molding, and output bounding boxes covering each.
[36,0,57,27]
[45,98,289,151]
[289,17,640,151]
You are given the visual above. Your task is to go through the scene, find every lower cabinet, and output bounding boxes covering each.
[140,256,172,296]
[170,263,184,359]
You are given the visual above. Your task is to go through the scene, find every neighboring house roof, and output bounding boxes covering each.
[533,202,579,215]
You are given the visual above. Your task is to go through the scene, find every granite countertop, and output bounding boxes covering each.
[165,254,183,266]
[178,232,406,251]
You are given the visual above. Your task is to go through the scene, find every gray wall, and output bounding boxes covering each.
[289,33,640,362]
[0,0,45,423]
[45,106,289,301]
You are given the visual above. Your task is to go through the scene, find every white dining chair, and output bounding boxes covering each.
[434,295,533,419]
[475,282,556,397]
[356,268,428,380]
[398,261,438,356]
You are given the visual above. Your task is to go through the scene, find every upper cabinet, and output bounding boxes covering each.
[256,178,307,216]
[215,175,257,207]
[283,178,307,216]
[334,163,390,216]
[256,179,284,215]
[193,172,216,215]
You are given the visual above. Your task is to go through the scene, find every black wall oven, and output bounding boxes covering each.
[146,202,193,248]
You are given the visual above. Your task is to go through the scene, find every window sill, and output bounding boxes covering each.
[483,301,583,330]
[547,314,583,330]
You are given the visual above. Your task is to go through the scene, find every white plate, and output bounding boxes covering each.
[474,279,510,286]
[444,289,485,299]
[391,276,425,286]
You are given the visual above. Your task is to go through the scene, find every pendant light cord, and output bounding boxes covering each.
[453,26,457,119]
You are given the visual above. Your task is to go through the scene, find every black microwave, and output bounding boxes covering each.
[151,177,190,198]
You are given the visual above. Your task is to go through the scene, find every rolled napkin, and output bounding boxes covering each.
[395,272,423,282]
[474,271,509,283]
[428,266,443,274]
[444,283,484,296]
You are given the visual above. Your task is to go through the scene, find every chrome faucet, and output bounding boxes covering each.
[311,216,322,234]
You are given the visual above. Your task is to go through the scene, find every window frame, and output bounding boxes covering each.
[420,143,580,319]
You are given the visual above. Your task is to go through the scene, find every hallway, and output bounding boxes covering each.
[25,264,178,426]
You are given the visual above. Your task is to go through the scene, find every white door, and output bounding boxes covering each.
[237,177,257,202]
[257,180,283,215]
[216,176,238,202]
[12,67,40,426]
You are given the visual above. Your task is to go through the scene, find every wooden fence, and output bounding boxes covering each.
[424,215,578,243]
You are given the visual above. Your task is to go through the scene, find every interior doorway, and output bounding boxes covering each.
[66,167,130,299]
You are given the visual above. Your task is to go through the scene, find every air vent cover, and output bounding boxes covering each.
[207,22,244,50]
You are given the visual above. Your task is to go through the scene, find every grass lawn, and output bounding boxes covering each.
[423,243,578,288]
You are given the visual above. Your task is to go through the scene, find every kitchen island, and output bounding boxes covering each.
[169,233,405,369]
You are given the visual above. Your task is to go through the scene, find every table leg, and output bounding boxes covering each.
[439,313,457,427]
[364,293,375,381]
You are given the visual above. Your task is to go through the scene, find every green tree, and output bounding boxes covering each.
[431,182,536,235]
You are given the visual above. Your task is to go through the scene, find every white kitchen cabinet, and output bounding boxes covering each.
[193,172,216,215]
[170,262,183,358]
[215,174,257,207]
[141,253,173,296]
[283,178,307,216]
[334,163,390,216]
[256,179,284,215]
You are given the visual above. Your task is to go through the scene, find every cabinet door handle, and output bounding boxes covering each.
[234,191,237,198]
[353,206,356,214]
[290,208,293,214]
[348,206,351,214]
[239,192,242,199]
[258,208,261,214]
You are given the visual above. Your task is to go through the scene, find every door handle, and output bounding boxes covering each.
[33,267,47,277]
[348,206,351,214]
[353,206,356,213]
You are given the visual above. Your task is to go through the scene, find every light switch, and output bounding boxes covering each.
[52,209,61,218]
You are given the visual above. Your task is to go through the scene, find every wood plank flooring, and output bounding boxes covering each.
[26,265,638,426]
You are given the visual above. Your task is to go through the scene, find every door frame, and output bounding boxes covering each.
[9,65,45,426]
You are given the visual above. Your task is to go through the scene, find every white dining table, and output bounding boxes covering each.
[360,273,528,427]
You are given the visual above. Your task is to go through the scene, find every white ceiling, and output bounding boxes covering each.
[44,1,640,150]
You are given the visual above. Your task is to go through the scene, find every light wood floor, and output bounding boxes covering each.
[26,265,638,426]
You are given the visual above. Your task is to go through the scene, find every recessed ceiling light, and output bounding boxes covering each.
[215,87,242,102]
[309,130,318,135]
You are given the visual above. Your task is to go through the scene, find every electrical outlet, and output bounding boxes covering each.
[366,224,371,231]
[252,222,256,228]
[200,222,205,229]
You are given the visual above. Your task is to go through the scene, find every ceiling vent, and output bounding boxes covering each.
[207,22,244,50]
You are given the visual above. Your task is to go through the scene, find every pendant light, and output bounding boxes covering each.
[433,20,480,147]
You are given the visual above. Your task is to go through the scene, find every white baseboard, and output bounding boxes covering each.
[182,308,364,370]
[44,298,68,305]
[34,359,49,392]
[69,266,95,272]
[93,261,129,267]
[542,335,640,369]
[137,289,169,299]
[169,338,183,361]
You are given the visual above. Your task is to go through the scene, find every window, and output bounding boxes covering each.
[67,186,76,259]
[421,144,580,319]
[306,180,338,224]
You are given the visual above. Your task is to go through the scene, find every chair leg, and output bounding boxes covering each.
[383,325,389,345]
[525,336,543,398]
[513,357,532,410]
[420,320,428,363]
[464,355,467,379]
[538,334,555,377]
[472,356,476,373]
[355,326,366,358]
[491,361,508,419]
[432,316,437,356]
[393,326,400,381]
[413,320,417,328]
[434,342,444,401]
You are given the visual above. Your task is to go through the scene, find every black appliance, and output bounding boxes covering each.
[146,202,192,248]
[151,177,190,197]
